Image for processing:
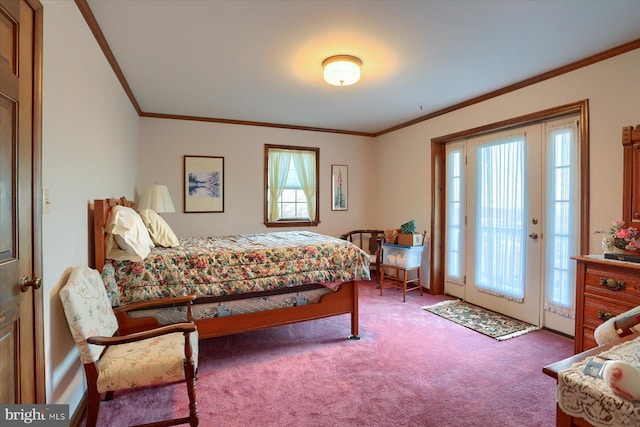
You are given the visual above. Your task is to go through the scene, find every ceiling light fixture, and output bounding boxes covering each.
[322,55,362,86]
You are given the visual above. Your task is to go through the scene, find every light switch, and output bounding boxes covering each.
[43,188,51,214]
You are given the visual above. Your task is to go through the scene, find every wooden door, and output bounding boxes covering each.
[0,0,44,404]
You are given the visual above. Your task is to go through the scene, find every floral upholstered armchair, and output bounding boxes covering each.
[59,266,199,427]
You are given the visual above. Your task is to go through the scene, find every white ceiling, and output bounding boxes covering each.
[85,0,640,135]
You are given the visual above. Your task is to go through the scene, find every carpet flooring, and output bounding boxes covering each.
[80,281,573,427]
[423,299,540,340]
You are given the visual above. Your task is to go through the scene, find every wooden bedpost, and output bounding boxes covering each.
[93,197,136,272]
[94,199,107,272]
[348,281,360,340]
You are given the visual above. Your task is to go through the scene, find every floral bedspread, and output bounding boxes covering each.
[102,231,370,306]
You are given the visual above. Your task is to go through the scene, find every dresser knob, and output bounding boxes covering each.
[598,311,615,321]
[600,278,626,291]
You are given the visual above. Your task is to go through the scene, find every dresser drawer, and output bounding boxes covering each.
[584,265,640,305]
[583,295,635,329]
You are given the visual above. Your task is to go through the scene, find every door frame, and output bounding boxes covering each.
[31,0,45,403]
[430,100,590,299]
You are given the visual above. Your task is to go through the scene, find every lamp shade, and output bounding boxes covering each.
[138,184,176,213]
[322,55,362,86]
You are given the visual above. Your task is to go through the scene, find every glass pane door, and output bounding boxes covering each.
[465,125,542,325]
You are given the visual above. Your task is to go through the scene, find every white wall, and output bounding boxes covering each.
[374,49,640,253]
[42,0,139,411]
[138,118,376,238]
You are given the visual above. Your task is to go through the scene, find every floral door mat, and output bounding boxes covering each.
[422,300,540,341]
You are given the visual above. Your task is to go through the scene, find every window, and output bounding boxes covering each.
[544,118,579,318]
[264,144,319,227]
[445,143,465,285]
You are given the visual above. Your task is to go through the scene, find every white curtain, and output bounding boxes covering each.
[291,150,316,220]
[267,149,292,221]
[475,132,526,302]
[544,118,579,318]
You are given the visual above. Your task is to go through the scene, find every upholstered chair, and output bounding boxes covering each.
[59,266,199,427]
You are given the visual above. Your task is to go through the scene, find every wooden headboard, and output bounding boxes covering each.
[94,197,136,272]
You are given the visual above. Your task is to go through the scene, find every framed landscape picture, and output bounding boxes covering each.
[184,155,224,213]
[331,164,348,211]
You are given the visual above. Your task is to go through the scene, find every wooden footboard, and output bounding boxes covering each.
[93,198,361,340]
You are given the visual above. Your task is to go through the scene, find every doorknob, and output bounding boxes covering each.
[529,232,539,240]
[19,275,42,292]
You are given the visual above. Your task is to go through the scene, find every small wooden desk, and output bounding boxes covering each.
[543,335,637,427]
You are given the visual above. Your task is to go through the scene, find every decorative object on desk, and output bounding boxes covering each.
[398,221,421,245]
[398,232,423,246]
[384,228,400,244]
[184,155,224,213]
[602,359,640,402]
[423,300,539,340]
[602,235,615,253]
[583,359,605,378]
[331,164,348,211]
[609,220,639,250]
[600,219,640,262]
[400,220,416,234]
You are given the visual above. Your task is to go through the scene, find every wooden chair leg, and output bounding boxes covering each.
[85,390,101,427]
[418,268,423,296]
[185,358,199,426]
[402,269,408,302]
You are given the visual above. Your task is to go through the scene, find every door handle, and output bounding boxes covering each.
[19,275,42,292]
[529,232,539,240]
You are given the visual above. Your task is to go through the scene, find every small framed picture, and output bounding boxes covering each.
[331,164,348,211]
[184,155,224,213]
[582,360,604,378]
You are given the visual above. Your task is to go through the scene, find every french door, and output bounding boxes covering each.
[444,117,579,335]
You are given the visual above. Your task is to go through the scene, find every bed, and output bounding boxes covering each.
[93,197,369,340]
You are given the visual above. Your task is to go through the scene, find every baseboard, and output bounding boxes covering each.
[69,392,87,427]
[542,326,574,340]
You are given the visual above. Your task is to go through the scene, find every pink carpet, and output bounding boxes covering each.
[81,281,573,427]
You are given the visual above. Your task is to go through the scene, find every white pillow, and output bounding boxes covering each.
[138,209,180,247]
[105,205,154,261]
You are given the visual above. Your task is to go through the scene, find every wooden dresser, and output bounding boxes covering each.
[573,255,640,353]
